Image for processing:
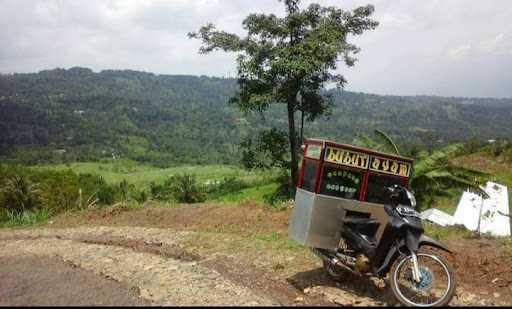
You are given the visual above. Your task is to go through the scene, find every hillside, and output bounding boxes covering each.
[1,67,511,165]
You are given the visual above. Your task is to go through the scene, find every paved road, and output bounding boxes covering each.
[0,227,273,306]
[0,255,148,306]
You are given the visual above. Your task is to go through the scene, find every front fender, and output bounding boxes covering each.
[419,235,452,253]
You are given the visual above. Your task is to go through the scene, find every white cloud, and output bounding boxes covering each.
[449,44,473,58]
[0,0,511,97]
[448,33,512,59]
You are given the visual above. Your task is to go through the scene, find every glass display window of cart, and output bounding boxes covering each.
[365,173,408,204]
[319,163,364,200]
[364,155,411,204]
[299,143,323,192]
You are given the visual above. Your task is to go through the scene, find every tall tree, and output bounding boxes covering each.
[189,0,378,193]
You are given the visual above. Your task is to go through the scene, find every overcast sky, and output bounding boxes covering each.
[1,0,511,98]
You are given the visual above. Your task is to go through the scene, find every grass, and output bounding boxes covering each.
[1,208,51,228]
[31,159,277,191]
[210,183,279,204]
[424,222,473,240]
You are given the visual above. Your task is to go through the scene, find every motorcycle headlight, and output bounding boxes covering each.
[406,190,417,208]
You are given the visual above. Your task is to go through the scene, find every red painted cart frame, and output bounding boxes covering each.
[297,138,414,203]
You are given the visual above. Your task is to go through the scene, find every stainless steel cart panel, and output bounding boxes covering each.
[289,188,389,250]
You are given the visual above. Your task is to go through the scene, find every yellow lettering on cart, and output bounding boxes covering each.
[382,160,389,171]
[335,150,343,162]
[399,164,409,177]
[350,153,359,166]
[327,148,337,162]
[343,152,351,164]
[370,156,411,177]
[391,161,399,174]
[360,156,368,168]
[324,147,369,169]
[372,158,380,170]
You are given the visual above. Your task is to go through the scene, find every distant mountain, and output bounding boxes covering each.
[1,67,511,165]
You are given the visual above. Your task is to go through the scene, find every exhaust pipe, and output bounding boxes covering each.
[311,248,356,273]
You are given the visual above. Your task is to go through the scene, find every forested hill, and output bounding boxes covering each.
[1,67,511,166]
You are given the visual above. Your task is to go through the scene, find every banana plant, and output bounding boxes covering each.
[354,130,486,209]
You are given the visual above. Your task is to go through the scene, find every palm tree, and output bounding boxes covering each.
[1,175,41,214]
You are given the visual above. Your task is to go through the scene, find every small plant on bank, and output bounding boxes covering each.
[2,208,51,227]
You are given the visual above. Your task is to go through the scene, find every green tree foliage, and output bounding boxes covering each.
[241,128,289,169]
[2,68,512,167]
[189,0,379,193]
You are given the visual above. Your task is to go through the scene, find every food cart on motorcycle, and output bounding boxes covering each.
[289,139,458,307]
[289,138,414,250]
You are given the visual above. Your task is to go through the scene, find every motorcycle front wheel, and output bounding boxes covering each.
[390,253,456,307]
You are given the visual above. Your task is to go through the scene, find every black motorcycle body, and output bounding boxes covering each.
[314,185,456,306]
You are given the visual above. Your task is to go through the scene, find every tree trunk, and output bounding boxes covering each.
[287,99,298,197]
[300,108,305,142]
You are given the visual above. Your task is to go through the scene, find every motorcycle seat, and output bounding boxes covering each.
[343,217,379,225]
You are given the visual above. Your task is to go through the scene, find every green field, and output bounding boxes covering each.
[28,159,283,206]
[31,159,275,190]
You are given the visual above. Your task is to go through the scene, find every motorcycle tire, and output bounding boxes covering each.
[390,253,456,307]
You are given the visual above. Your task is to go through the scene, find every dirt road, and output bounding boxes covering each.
[0,203,510,306]
[0,227,275,306]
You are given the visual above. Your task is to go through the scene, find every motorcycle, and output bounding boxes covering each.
[312,184,456,307]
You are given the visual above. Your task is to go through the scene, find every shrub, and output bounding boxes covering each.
[264,170,293,206]
[78,173,120,205]
[169,173,205,204]
[1,175,41,214]
[1,167,83,217]
[149,181,172,200]
[209,176,246,194]
[97,185,118,205]
[133,189,148,203]
[35,170,80,212]
[204,176,249,200]
[119,179,129,201]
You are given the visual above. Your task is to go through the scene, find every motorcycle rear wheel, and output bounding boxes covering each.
[390,253,456,307]
[322,260,346,281]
